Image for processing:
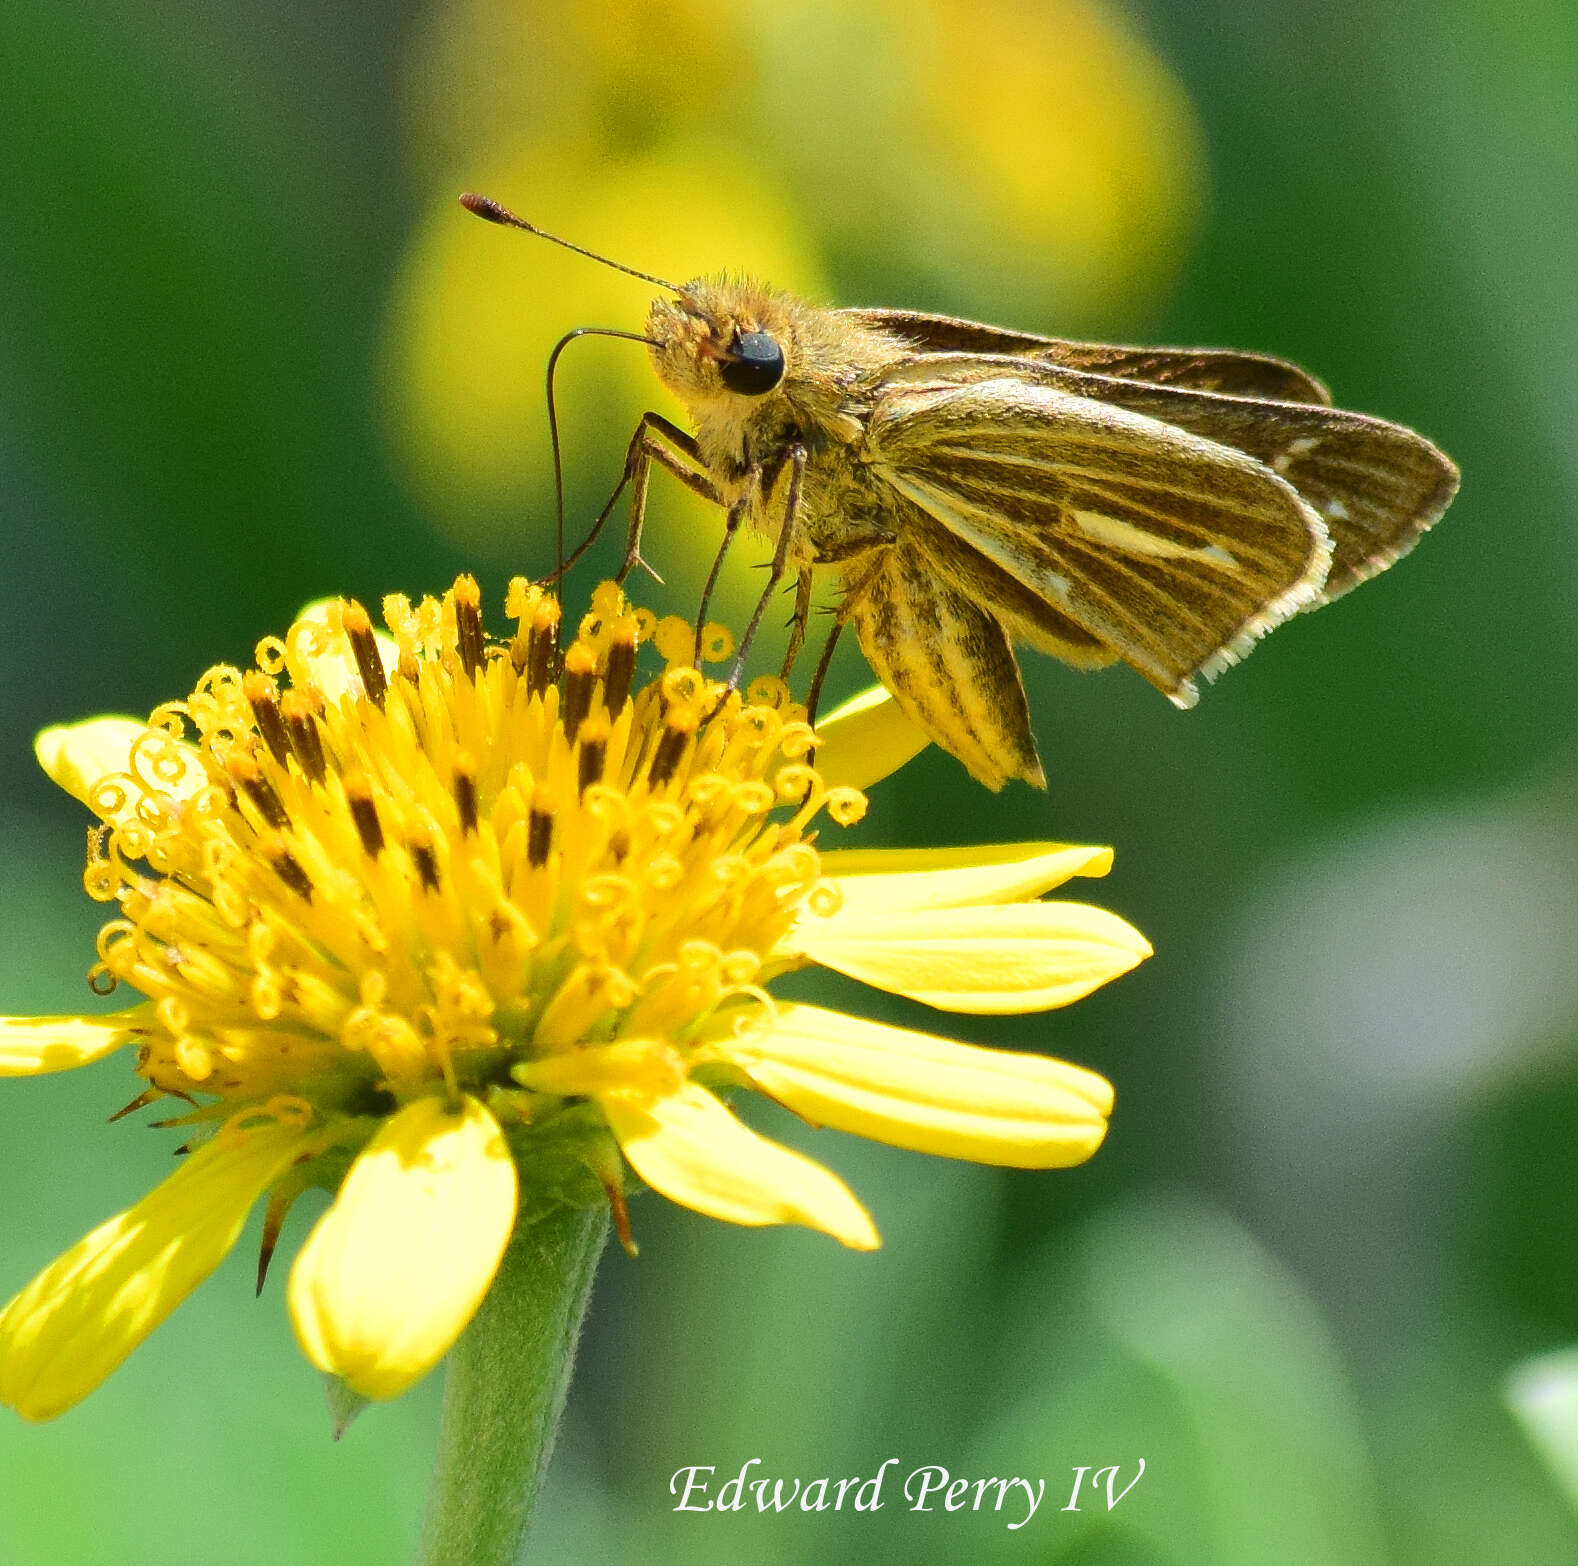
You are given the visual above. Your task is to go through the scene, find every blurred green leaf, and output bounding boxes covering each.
[973,1198,1387,1565]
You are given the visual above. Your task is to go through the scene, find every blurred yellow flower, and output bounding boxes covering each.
[0,578,1147,1420]
[388,0,1202,560]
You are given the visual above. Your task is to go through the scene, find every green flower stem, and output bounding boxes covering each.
[416,1204,609,1566]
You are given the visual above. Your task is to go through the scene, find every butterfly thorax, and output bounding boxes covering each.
[646,280,905,498]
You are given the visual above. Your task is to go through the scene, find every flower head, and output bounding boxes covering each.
[0,577,1148,1419]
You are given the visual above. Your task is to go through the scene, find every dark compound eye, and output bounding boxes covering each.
[720,330,785,396]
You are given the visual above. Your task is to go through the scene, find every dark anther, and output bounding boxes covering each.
[266,841,314,901]
[244,672,292,766]
[453,758,480,834]
[343,602,388,709]
[527,802,554,868]
[561,642,596,744]
[525,600,560,696]
[281,691,327,785]
[229,753,291,830]
[345,775,384,856]
[577,724,608,795]
[647,715,694,788]
[454,575,486,681]
[409,835,441,892]
[602,626,637,715]
[720,330,785,396]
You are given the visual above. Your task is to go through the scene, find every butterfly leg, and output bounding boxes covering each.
[617,417,722,587]
[804,610,846,724]
[693,472,760,665]
[779,568,815,681]
[540,413,719,586]
[727,444,808,693]
[800,552,887,722]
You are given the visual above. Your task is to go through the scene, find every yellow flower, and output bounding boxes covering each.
[0,577,1148,1420]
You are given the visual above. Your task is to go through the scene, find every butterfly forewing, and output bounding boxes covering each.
[1001,362,1460,599]
[842,308,1335,404]
[848,311,1456,599]
[864,375,1331,705]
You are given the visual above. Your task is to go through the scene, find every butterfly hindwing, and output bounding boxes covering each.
[844,543,1044,791]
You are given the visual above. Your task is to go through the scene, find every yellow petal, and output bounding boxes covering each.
[812,685,930,791]
[815,841,1114,916]
[601,1080,879,1250]
[35,717,143,803]
[0,1011,146,1076]
[795,902,1151,1013]
[288,1096,517,1400]
[0,1111,309,1421]
[715,1003,1111,1168]
[35,717,205,821]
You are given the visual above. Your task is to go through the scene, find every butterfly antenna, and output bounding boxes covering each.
[460,193,682,294]
[540,326,657,623]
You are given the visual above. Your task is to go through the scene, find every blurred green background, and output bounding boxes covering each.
[4,0,1578,1561]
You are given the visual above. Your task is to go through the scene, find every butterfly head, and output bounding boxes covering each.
[645,280,800,423]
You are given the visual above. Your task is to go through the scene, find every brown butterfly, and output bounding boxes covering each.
[463,194,1459,789]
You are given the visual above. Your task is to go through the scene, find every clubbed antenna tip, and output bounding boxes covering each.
[459,192,513,225]
[453,191,681,293]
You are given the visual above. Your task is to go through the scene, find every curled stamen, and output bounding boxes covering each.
[220,1094,315,1141]
[19,569,955,1395]
[777,720,818,760]
[732,780,776,815]
[145,704,193,746]
[698,623,735,664]
[685,773,733,812]
[131,728,201,800]
[719,950,763,985]
[86,774,134,822]
[774,763,821,809]
[660,666,707,707]
[254,634,289,678]
[825,787,867,827]
[745,675,791,711]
